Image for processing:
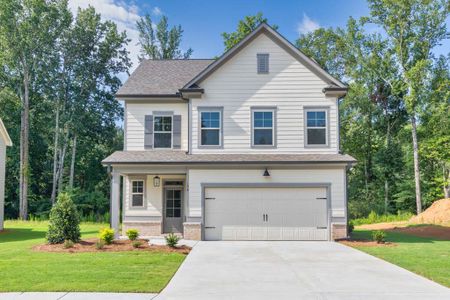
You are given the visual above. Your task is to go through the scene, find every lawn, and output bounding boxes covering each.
[0,221,186,292]
[351,229,450,288]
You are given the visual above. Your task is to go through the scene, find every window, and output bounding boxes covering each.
[131,180,144,207]
[257,53,269,73]
[200,111,221,146]
[154,116,172,148]
[306,109,328,146]
[165,189,181,218]
[252,110,274,146]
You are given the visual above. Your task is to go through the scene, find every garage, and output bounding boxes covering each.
[204,186,329,241]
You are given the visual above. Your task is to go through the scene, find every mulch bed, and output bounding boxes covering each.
[32,238,191,254]
[339,239,397,247]
[388,225,450,240]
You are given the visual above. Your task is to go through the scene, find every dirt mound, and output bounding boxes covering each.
[410,198,450,226]
[389,225,450,240]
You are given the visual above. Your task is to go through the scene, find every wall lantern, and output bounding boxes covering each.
[153,176,161,187]
[263,168,270,177]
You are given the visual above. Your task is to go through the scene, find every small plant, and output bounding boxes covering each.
[348,222,354,235]
[99,228,115,245]
[63,240,74,249]
[46,192,81,244]
[132,240,142,248]
[95,240,105,250]
[126,229,139,241]
[372,230,386,244]
[165,233,180,248]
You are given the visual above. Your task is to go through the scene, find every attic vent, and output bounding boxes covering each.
[257,53,269,74]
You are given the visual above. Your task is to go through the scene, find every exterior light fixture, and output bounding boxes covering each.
[153,176,161,187]
[263,168,270,177]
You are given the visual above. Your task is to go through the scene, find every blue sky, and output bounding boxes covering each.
[69,0,449,73]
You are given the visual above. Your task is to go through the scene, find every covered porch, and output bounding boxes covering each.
[109,165,195,239]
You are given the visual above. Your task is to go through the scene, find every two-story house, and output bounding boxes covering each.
[103,23,355,241]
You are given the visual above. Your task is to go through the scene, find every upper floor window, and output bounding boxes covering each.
[305,109,328,146]
[257,53,269,74]
[200,110,222,146]
[131,180,144,207]
[252,109,275,146]
[154,116,172,148]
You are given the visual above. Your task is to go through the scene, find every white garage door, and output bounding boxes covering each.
[204,187,329,241]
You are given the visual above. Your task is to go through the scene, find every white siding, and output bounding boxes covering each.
[0,138,5,230]
[125,102,188,151]
[192,33,339,154]
[124,174,186,218]
[188,167,346,219]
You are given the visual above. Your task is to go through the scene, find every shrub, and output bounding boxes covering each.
[46,192,81,244]
[348,221,354,235]
[95,240,105,250]
[64,240,74,249]
[126,229,139,241]
[132,241,142,248]
[99,228,115,245]
[165,233,180,248]
[351,211,414,226]
[372,230,386,243]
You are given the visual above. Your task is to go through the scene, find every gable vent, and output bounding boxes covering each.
[257,53,269,74]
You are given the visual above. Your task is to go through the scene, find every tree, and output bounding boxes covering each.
[222,13,278,51]
[46,192,80,244]
[367,0,449,214]
[0,0,71,219]
[136,15,192,60]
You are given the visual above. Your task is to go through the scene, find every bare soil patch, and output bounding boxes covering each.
[33,238,191,254]
[389,225,450,240]
[340,239,396,247]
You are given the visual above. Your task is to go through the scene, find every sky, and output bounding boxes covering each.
[68,0,449,74]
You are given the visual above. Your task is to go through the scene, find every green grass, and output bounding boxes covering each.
[351,211,413,226]
[350,229,450,287]
[0,220,186,292]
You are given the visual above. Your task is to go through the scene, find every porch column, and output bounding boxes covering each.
[110,171,120,238]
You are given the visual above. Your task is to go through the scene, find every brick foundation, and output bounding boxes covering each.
[122,221,162,237]
[332,223,347,240]
[183,222,201,240]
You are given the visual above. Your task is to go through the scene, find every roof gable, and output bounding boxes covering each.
[183,23,347,89]
[0,118,12,146]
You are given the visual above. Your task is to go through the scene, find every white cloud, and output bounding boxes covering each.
[152,6,162,16]
[297,13,320,35]
[68,0,142,72]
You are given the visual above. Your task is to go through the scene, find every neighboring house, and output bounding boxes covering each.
[0,118,12,231]
[103,23,356,241]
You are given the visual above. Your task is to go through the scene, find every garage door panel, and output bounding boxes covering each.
[204,187,329,241]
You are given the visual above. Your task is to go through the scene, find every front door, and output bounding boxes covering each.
[163,183,183,233]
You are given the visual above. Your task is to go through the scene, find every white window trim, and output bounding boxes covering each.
[251,108,276,148]
[200,110,222,147]
[153,115,173,149]
[304,107,330,148]
[130,179,146,209]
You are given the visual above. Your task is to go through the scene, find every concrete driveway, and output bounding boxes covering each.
[157,241,450,300]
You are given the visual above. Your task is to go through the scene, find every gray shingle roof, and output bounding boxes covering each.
[117,59,214,97]
[102,151,356,165]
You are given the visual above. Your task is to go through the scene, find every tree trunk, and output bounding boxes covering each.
[19,70,30,220]
[69,135,77,189]
[57,139,67,194]
[384,180,389,214]
[411,114,422,214]
[444,165,449,199]
[50,104,60,204]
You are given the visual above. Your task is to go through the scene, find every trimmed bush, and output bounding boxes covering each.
[348,221,354,235]
[46,192,81,244]
[165,233,180,248]
[126,229,139,241]
[99,228,115,244]
[95,240,105,250]
[132,241,142,248]
[372,230,386,243]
